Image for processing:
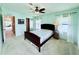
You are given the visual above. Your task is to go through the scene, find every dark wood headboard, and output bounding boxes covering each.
[41,24,55,31]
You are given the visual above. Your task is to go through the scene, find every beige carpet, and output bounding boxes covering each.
[0,35,79,55]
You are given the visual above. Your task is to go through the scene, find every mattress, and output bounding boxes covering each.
[31,29,53,43]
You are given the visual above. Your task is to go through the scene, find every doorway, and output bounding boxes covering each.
[3,16,15,41]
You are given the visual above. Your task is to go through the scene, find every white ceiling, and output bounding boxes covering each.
[39,3,79,12]
[1,3,79,15]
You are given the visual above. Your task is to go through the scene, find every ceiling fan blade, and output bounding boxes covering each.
[39,8,45,12]
[29,3,33,6]
[28,3,46,14]
[40,11,45,13]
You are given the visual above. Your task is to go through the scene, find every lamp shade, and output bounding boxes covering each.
[53,20,59,30]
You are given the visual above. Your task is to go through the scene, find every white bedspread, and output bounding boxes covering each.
[30,29,53,44]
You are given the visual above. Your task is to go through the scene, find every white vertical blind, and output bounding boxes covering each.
[30,20,33,29]
[57,15,73,42]
[36,19,41,30]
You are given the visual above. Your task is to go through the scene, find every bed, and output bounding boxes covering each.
[24,24,55,52]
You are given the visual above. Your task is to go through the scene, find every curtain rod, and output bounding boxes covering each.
[55,12,77,16]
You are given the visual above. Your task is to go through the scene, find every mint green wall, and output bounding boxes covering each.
[0,15,1,38]
[41,14,56,24]
[0,9,2,39]
[0,15,1,53]
[0,7,2,40]
[77,11,79,47]
[71,12,78,45]
[65,8,79,45]
[0,15,2,40]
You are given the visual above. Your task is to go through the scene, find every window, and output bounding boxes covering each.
[57,15,72,41]
[36,19,41,30]
[30,20,33,29]
[57,15,71,32]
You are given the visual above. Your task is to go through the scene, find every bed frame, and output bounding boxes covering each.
[24,24,55,52]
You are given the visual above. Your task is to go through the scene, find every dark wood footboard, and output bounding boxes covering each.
[24,31,40,47]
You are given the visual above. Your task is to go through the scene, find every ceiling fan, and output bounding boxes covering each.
[28,3,45,13]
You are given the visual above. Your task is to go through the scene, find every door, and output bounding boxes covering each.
[3,16,15,41]
[12,16,15,35]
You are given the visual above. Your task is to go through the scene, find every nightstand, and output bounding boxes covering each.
[53,30,59,39]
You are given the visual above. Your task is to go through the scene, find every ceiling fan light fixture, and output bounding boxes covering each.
[35,6,39,12]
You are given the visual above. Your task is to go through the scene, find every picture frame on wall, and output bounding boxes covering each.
[18,19,24,24]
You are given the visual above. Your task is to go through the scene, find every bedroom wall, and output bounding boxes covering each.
[2,7,27,36]
[40,14,57,24]
[71,12,79,45]
[14,13,26,36]
[77,10,79,48]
